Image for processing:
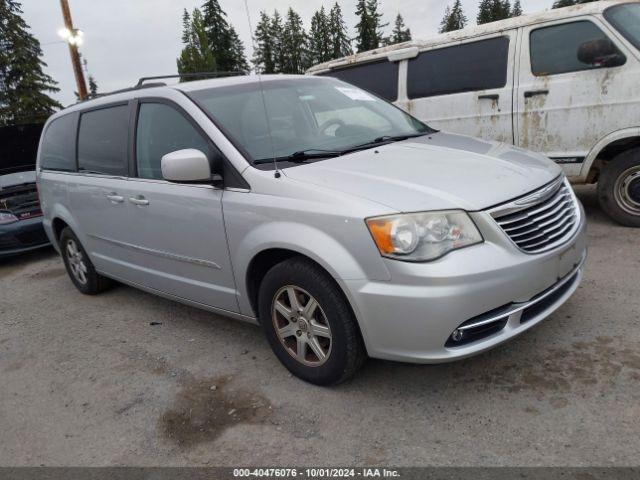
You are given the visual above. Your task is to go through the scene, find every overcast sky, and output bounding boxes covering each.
[21,0,551,106]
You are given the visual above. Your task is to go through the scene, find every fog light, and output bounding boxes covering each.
[451,329,464,342]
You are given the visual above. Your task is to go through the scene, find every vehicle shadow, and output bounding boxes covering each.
[0,246,57,276]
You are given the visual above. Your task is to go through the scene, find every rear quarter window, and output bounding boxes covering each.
[407,36,510,98]
[319,60,399,101]
[40,113,78,172]
[78,105,129,176]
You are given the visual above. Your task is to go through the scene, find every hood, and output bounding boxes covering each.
[283,132,562,212]
[0,170,36,190]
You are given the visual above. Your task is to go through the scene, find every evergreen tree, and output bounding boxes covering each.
[177,8,217,80]
[0,0,61,126]
[281,8,308,74]
[439,0,467,33]
[328,2,352,59]
[252,11,276,73]
[355,0,386,52]
[511,0,523,16]
[88,76,98,97]
[387,13,412,45]
[477,0,511,24]
[309,7,332,65]
[270,10,286,73]
[201,0,248,72]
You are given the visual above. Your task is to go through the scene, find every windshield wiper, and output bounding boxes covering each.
[340,132,431,155]
[253,149,342,165]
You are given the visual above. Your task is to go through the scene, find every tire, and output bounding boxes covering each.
[59,227,112,294]
[598,148,640,227]
[258,257,366,385]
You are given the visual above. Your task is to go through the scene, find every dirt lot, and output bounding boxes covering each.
[1,185,639,466]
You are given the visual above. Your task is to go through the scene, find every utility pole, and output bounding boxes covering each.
[59,0,88,100]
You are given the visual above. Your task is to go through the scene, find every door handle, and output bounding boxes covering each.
[524,89,549,98]
[105,193,124,204]
[478,94,499,101]
[129,195,149,206]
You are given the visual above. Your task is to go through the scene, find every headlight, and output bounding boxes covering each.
[366,210,483,261]
[0,211,18,225]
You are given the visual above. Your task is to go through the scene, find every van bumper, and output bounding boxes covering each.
[341,204,588,363]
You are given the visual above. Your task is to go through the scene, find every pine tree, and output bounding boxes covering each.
[355,0,386,52]
[477,0,512,24]
[281,8,308,74]
[388,13,411,45]
[88,76,98,97]
[252,11,275,73]
[270,10,286,73]
[0,0,61,126]
[440,0,467,33]
[201,0,248,72]
[511,0,523,16]
[309,7,332,65]
[329,2,352,59]
[177,8,217,80]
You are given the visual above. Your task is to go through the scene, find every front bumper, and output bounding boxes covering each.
[0,216,51,258]
[341,202,588,363]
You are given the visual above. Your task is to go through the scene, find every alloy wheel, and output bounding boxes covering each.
[66,239,88,285]
[271,285,332,367]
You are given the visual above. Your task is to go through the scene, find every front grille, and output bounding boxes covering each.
[492,178,579,253]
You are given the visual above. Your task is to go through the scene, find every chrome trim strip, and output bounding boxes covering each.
[458,253,585,332]
[88,234,221,269]
[490,176,564,218]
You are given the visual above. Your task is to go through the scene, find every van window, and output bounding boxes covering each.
[319,61,399,101]
[604,3,640,51]
[135,103,211,180]
[40,114,77,172]
[530,21,626,76]
[407,37,509,99]
[78,105,129,176]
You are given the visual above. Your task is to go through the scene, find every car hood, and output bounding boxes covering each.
[283,132,562,212]
[0,170,36,190]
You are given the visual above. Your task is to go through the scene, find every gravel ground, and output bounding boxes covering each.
[1,185,638,467]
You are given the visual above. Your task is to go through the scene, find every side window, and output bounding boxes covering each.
[407,36,510,99]
[320,61,399,101]
[40,114,77,171]
[78,105,129,176]
[530,21,626,76]
[135,103,211,180]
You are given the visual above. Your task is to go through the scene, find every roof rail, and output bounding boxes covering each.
[135,71,246,87]
[80,71,246,103]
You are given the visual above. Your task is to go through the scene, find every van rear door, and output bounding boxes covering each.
[401,31,517,145]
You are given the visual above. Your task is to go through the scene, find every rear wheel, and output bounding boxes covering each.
[60,227,112,294]
[258,257,366,385]
[598,148,640,227]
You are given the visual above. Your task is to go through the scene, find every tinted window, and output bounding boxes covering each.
[530,21,626,76]
[320,61,399,101]
[604,3,640,51]
[39,114,76,172]
[78,105,129,175]
[135,103,211,180]
[407,37,509,99]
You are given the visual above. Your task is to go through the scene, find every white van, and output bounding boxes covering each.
[308,1,640,226]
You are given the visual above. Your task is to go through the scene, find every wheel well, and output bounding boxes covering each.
[588,137,640,183]
[51,218,69,246]
[246,249,304,317]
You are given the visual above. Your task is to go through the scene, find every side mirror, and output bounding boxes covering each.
[577,38,625,67]
[161,149,211,183]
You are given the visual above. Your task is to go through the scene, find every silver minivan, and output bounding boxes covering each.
[37,75,587,384]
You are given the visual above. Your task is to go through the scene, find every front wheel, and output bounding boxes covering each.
[598,148,640,227]
[258,257,366,385]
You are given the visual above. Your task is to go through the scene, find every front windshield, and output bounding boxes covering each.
[188,77,432,164]
[0,123,44,175]
[604,3,640,51]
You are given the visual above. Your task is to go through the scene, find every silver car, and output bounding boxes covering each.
[37,75,587,385]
